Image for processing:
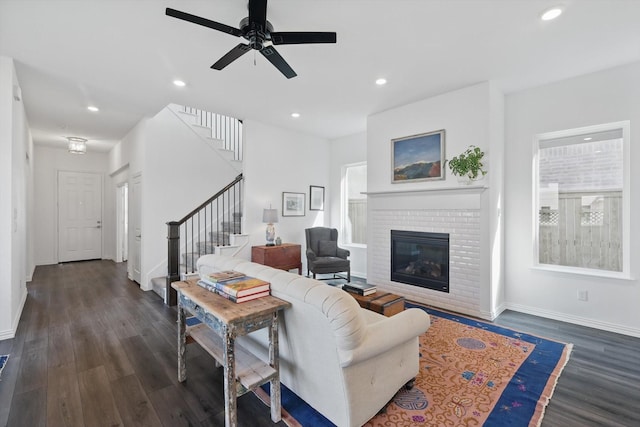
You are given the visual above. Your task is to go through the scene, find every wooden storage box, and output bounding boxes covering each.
[350,292,405,317]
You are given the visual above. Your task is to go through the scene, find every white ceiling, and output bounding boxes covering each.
[1,0,639,153]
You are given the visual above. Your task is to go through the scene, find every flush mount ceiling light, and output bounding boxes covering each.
[173,79,186,87]
[541,7,562,21]
[375,78,387,86]
[87,105,99,112]
[291,112,300,118]
[67,137,87,154]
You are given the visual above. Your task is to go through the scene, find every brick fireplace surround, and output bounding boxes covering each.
[367,185,492,319]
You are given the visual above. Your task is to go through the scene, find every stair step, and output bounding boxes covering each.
[197,242,217,253]
[209,231,230,244]
[151,276,166,300]
[192,124,212,138]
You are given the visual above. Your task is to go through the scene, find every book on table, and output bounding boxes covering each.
[198,276,270,298]
[201,270,246,283]
[342,282,377,296]
[218,277,270,297]
[214,288,271,303]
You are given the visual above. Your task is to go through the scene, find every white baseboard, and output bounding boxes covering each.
[0,288,28,340]
[504,302,640,338]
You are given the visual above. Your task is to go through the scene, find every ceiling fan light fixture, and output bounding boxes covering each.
[67,137,88,154]
[166,1,336,79]
[541,7,562,21]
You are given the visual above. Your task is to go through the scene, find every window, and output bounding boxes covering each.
[342,162,367,245]
[534,121,629,276]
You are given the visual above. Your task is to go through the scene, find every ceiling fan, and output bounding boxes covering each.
[166,0,337,79]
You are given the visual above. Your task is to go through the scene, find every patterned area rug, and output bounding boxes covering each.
[0,354,8,380]
[256,303,572,427]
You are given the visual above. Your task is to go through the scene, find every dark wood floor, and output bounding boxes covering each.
[1,260,639,426]
[0,260,285,427]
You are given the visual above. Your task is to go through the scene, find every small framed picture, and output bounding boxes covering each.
[282,192,305,216]
[309,185,325,211]
[392,129,446,183]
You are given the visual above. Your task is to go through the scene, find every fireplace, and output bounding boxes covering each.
[391,230,449,292]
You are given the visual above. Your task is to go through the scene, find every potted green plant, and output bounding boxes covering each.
[445,145,487,184]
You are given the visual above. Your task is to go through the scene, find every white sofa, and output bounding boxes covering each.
[197,254,431,427]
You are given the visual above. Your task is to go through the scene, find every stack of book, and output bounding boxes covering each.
[198,270,271,303]
[342,282,377,296]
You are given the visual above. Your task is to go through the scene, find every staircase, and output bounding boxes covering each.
[155,173,246,304]
[168,104,243,164]
[151,104,246,304]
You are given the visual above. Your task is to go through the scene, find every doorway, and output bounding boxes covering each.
[116,182,129,263]
[130,173,142,284]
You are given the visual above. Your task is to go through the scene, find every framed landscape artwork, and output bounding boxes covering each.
[309,185,325,211]
[282,192,305,216]
[392,129,445,183]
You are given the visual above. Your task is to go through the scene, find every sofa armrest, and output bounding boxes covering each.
[336,247,350,258]
[338,308,430,367]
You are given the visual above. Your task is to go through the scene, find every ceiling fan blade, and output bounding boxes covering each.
[248,0,268,27]
[270,32,337,45]
[166,8,243,37]
[212,43,252,70]
[260,46,297,79]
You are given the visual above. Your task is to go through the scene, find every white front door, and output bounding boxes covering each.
[58,171,103,262]
[130,173,142,284]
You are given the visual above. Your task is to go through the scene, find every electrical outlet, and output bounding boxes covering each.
[577,290,588,301]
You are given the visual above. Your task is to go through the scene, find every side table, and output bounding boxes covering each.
[252,243,302,274]
[172,280,291,427]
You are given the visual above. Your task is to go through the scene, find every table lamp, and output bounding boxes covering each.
[262,208,278,246]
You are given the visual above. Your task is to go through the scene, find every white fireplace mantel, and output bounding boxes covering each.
[366,184,488,211]
[364,184,488,197]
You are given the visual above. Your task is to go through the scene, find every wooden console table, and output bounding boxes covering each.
[172,280,291,427]
[252,243,302,274]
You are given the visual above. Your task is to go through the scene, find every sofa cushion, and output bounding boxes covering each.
[318,240,338,257]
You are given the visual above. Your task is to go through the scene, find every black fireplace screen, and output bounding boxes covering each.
[391,230,449,292]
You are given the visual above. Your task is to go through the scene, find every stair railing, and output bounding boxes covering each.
[181,106,243,161]
[166,173,244,305]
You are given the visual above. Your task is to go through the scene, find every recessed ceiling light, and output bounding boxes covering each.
[541,7,562,21]
[173,80,186,87]
[291,112,300,118]
[87,105,99,112]
[375,78,387,86]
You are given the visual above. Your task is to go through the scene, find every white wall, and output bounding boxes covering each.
[141,108,240,287]
[329,132,367,278]
[33,146,109,265]
[0,57,31,339]
[505,61,640,336]
[366,82,504,318]
[243,120,330,273]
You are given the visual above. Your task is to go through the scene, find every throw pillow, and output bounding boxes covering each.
[318,240,338,257]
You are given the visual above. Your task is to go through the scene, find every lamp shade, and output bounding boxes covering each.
[262,208,278,224]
